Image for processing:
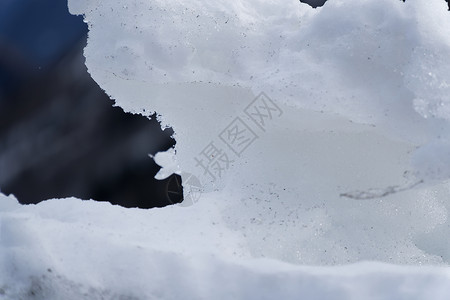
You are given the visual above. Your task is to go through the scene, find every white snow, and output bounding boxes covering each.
[1,0,450,298]
[152,148,180,180]
[1,193,450,299]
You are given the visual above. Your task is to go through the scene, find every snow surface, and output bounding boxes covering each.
[1,0,450,298]
[1,193,450,299]
[70,0,450,182]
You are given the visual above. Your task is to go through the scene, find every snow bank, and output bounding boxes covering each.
[1,193,450,299]
[1,0,450,298]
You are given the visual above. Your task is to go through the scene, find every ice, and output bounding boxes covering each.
[1,0,450,298]
[152,148,180,180]
[66,0,450,263]
[68,0,450,181]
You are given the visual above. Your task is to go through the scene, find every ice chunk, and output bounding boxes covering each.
[152,148,180,180]
[67,0,450,266]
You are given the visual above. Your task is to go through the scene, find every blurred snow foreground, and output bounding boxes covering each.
[1,0,450,298]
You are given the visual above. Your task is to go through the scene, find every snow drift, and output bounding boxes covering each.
[1,0,450,298]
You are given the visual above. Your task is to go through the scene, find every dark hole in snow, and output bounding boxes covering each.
[299,0,327,8]
[0,0,183,209]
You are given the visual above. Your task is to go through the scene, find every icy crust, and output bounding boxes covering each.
[68,0,450,120]
[65,0,450,267]
[1,194,450,300]
[68,0,450,180]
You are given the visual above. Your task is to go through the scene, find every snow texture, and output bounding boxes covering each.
[1,0,450,299]
[1,193,450,299]
[69,0,450,183]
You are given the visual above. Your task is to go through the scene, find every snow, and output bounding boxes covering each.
[1,0,450,298]
[68,0,450,184]
[1,193,450,299]
[151,148,180,180]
